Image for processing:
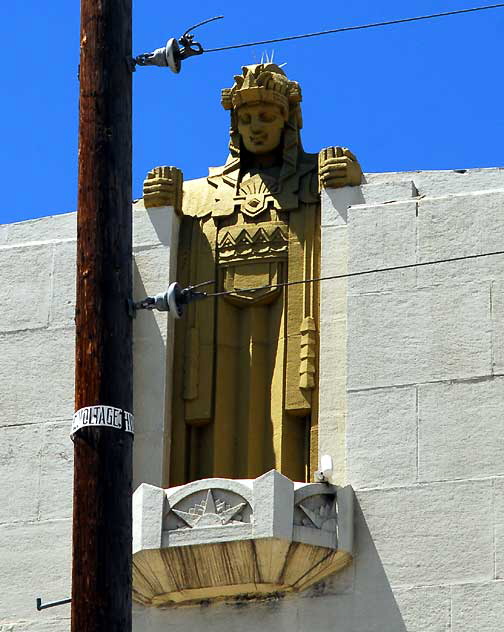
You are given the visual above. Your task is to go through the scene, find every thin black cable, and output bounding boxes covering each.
[206,249,504,298]
[204,3,504,53]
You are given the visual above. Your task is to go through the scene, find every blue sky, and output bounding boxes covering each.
[0,1,502,224]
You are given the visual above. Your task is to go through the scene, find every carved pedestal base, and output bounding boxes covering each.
[132,470,354,606]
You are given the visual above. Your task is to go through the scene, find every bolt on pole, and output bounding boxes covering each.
[72,0,133,630]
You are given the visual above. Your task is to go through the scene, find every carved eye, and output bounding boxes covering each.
[239,114,251,125]
[259,111,276,123]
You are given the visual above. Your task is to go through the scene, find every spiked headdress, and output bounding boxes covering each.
[221,63,302,121]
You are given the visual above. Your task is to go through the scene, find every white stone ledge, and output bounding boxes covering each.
[133,472,354,606]
[364,167,504,196]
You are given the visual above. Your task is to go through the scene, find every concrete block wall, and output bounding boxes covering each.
[0,215,76,630]
[0,202,179,630]
[2,167,504,631]
[136,167,504,631]
[131,201,180,490]
[319,168,504,631]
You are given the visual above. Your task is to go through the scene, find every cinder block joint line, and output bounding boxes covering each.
[48,243,56,328]
[415,385,419,483]
[347,373,500,394]
[354,475,500,494]
[493,478,497,579]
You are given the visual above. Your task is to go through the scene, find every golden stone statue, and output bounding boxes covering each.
[144,63,362,485]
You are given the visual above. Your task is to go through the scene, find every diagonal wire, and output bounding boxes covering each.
[204,3,504,53]
[205,249,504,298]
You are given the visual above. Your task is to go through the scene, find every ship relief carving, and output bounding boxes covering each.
[165,488,252,531]
[294,494,338,532]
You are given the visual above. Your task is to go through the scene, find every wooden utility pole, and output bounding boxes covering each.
[72,0,133,630]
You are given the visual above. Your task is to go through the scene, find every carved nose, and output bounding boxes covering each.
[250,118,265,132]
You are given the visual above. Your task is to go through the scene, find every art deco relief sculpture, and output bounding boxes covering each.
[143,63,362,485]
[133,473,354,605]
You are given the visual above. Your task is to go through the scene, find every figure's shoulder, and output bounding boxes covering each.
[295,152,319,203]
[181,176,215,218]
[142,164,229,216]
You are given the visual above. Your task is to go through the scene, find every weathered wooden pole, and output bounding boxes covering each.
[72,0,133,630]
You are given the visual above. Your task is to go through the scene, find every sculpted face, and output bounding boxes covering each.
[237,103,285,154]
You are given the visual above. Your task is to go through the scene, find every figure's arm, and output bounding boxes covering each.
[143,166,183,212]
[318,146,362,189]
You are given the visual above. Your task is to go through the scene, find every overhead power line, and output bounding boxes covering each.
[204,3,504,53]
[135,248,504,318]
[206,249,504,298]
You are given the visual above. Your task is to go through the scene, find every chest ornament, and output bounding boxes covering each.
[217,222,288,306]
[234,173,280,217]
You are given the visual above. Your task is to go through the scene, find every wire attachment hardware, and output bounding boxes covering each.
[133,15,223,73]
[133,280,213,319]
[36,597,71,611]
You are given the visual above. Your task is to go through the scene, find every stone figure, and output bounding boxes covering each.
[143,63,362,485]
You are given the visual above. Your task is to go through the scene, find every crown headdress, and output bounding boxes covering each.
[221,63,302,118]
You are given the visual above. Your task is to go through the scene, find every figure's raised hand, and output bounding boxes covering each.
[143,166,183,210]
[318,147,362,189]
